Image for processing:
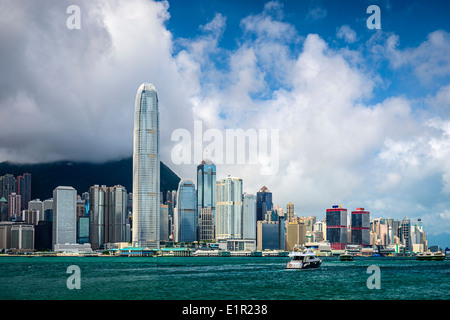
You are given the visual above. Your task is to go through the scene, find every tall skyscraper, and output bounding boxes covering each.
[242,193,256,240]
[197,159,216,233]
[16,173,31,210]
[89,185,128,250]
[199,208,214,241]
[256,186,272,221]
[0,197,8,221]
[52,186,77,250]
[175,179,197,243]
[326,205,348,250]
[0,174,16,199]
[351,207,370,246]
[132,83,160,249]
[400,217,412,252]
[216,176,243,240]
[8,193,21,220]
[160,204,169,241]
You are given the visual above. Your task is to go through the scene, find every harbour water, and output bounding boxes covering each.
[0,256,448,300]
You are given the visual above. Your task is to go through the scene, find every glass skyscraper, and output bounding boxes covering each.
[326,205,348,250]
[176,179,197,243]
[132,83,160,249]
[52,186,77,250]
[242,193,256,240]
[197,159,216,237]
[256,186,272,222]
[351,207,370,246]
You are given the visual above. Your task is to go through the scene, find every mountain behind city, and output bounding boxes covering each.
[0,157,181,202]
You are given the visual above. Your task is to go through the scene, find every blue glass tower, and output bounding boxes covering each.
[197,159,216,235]
[256,186,272,221]
[176,179,197,243]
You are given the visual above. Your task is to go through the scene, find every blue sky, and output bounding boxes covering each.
[165,0,450,102]
[1,0,450,248]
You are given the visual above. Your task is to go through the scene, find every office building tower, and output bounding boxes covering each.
[411,218,427,249]
[0,197,8,221]
[265,210,278,222]
[216,176,243,240]
[286,220,306,251]
[301,216,316,232]
[11,223,34,250]
[0,174,16,198]
[76,197,85,219]
[351,208,370,246]
[0,221,14,249]
[8,193,21,220]
[242,193,256,240]
[52,186,77,250]
[16,173,31,210]
[197,159,216,232]
[160,204,169,241]
[199,207,214,241]
[400,217,412,252]
[89,185,106,250]
[286,202,294,222]
[175,179,197,243]
[133,83,160,249]
[89,185,128,250]
[43,199,53,222]
[35,220,52,251]
[22,209,39,225]
[256,186,272,221]
[257,215,285,250]
[77,216,90,244]
[313,221,324,242]
[326,205,348,250]
[81,192,90,215]
[108,185,127,245]
[28,199,44,222]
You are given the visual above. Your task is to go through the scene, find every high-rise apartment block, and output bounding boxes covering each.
[286,202,294,222]
[8,193,21,220]
[216,177,243,240]
[89,185,127,250]
[16,173,31,210]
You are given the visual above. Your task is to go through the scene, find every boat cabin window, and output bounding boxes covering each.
[293,256,305,261]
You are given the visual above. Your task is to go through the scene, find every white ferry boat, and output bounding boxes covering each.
[416,252,446,261]
[286,245,322,270]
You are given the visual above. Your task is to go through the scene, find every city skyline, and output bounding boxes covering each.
[1,0,450,247]
[0,170,436,252]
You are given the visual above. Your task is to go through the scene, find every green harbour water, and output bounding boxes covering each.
[0,255,449,300]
